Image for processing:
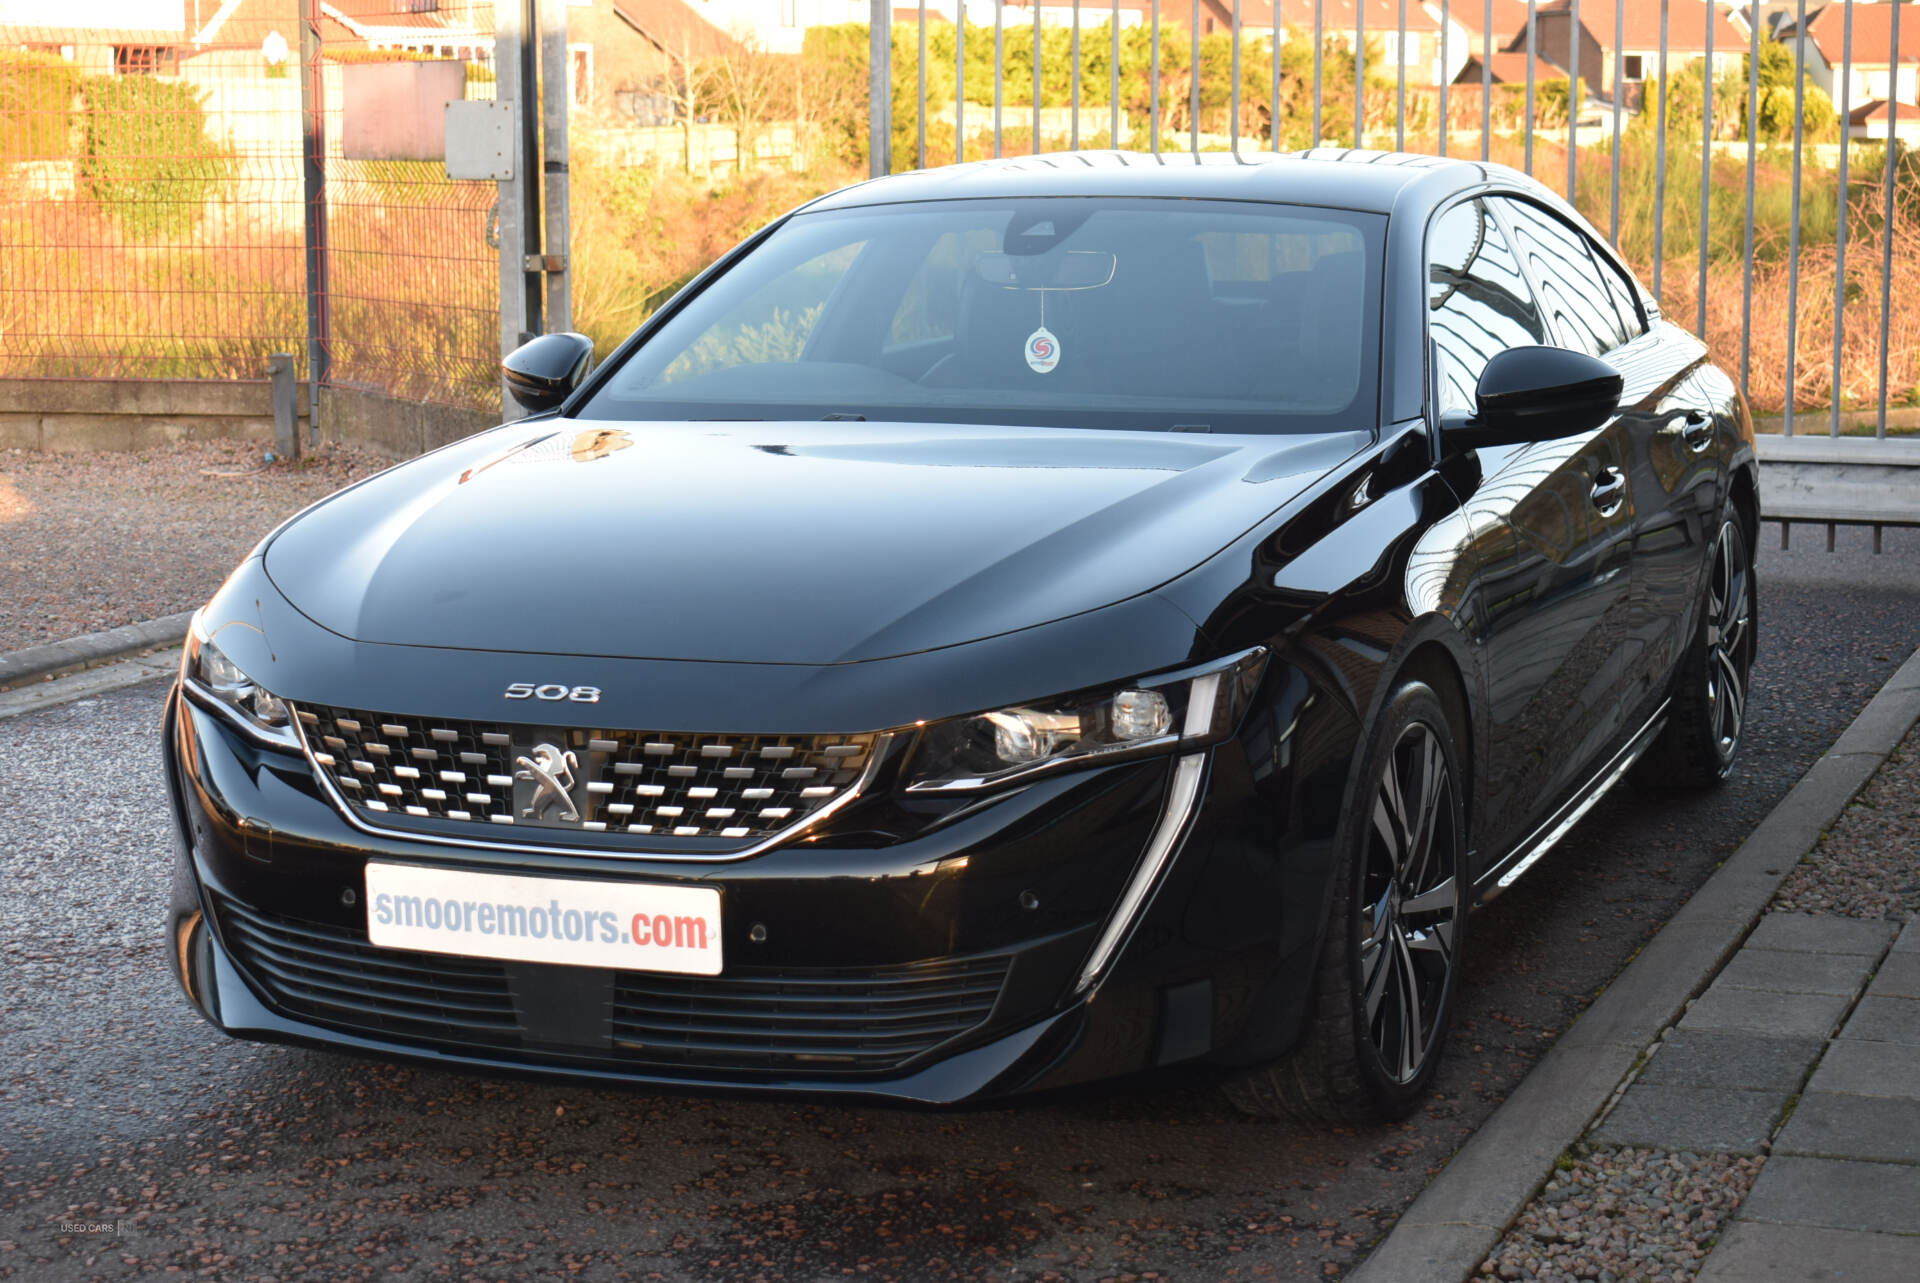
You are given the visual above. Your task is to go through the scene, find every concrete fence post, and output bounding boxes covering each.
[268,353,299,462]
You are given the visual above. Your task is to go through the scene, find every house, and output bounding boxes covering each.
[1781,2,1919,127]
[0,0,189,75]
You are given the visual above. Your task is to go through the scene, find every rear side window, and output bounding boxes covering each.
[1494,197,1638,355]
[1427,199,1548,416]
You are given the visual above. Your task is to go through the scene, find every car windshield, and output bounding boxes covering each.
[579,197,1385,435]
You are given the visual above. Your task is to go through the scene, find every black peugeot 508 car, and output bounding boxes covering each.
[166,149,1758,1121]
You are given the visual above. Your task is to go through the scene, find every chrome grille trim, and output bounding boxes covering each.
[287,703,892,862]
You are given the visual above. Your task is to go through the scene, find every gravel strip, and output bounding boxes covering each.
[1478,1149,1763,1283]
[0,441,385,654]
[1771,719,1920,922]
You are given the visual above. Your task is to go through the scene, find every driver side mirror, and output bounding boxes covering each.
[502,331,596,413]
[1440,345,1623,449]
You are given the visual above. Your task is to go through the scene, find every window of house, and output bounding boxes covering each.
[113,45,176,75]
[1622,54,1644,82]
[569,45,593,108]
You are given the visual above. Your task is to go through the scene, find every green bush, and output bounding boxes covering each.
[0,49,80,162]
[77,73,234,237]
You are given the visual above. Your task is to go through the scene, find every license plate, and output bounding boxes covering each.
[364,862,722,975]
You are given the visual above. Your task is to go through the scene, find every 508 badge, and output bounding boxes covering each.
[504,683,603,703]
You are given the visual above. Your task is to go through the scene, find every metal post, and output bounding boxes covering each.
[1610,0,1623,242]
[1696,0,1710,339]
[870,0,892,176]
[540,0,570,335]
[1568,0,1580,202]
[995,0,1005,157]
[1272,0,1283,152]
[1232,0,1242,156]
[1151,0,1160,155]
[497,0,530,416]
[299,0,329,442]
[1830,0,1855,437]
[918,2,928,167]
[1785,0,1810,437]
[1072,0,1081,149]
[1740,0,1760,402]
[1190,0,1200,156]
[1395,0,1406,154]
[1480,0,1490,161]
[1111,0,1120,146]
[1879,4,1904,439]
[1440,0,1449,157]
[1354,0,1365,148]
[1033,0,1042,152]
[517,0,543,338]
[1313,0,1323,144]
[1653,0,1670,299]
[1525,0,1536,174]
[958,0,967,162]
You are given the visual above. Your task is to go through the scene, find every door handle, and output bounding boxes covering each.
[1677,410,1714,453]
[1590,467,1627,518]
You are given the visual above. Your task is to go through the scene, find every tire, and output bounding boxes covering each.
[1225,681,1470,1123]
[1632,505,1755,789]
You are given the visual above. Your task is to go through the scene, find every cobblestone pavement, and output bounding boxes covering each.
[3,530,1919,1281]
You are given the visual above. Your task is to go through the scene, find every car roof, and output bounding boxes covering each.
[803,148,1534,218]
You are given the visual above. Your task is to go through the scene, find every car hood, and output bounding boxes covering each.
[264,419,1369,665]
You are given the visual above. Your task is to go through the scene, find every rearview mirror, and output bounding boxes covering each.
[973,251,1117,290]
[1441,345,1623,449]
[503,331,596,413]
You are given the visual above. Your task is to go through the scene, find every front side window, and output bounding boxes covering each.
[1427,199,1548,417]
[1493,196,1634,357]
[581,198,1386,435]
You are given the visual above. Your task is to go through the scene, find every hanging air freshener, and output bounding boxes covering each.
[1025,326,1060,373]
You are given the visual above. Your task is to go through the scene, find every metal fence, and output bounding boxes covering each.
[872,0,1917,436]
[0,1,502,411]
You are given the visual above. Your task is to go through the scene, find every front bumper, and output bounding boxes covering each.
[164,666,1345,1104]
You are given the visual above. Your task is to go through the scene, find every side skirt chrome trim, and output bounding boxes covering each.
[1475,699,1670,900]
[1074,751,1208,995]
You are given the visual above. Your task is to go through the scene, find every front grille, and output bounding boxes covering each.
[609,957,1010,1072]
[291,704,878,844]
[213,897,1010,1077]
[214,895,522,1047]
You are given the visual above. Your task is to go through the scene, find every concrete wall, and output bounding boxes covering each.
[0,378,309,452]
[314,384,497,458]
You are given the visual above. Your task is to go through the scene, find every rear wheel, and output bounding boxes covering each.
[1226,682,1468,1123]
[1634,507,1754,788]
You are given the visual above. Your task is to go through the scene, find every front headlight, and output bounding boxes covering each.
[182,614,297,747]
[902,647,1267,792]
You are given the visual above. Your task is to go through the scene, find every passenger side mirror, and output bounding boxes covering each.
[1440,345,1623,449]
[502,332,596,413]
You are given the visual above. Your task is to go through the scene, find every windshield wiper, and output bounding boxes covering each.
[820,412,867,422]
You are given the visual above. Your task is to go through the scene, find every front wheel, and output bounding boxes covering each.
[1633,507,1754,788]
[1225,681,1469,1123]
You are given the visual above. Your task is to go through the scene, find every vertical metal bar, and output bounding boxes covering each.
[871,0,893,176]
[1313,0,1324,143]
[1740,0,1759,402]
[1830,0,1855,437]
[1785,0,1810,437]
[517,0,544,339]
[1273,0,1283,152]
[299,0,330,430]
[1152,0,1161,155]
[1395,0,1406,154]
[993,0,1005,157]
[540,0,571,334]
[958,0,967,162]
[269,353,299,461]
[1072,0,1082,149]
[1525,0,1536,174]
[1653,0,1669,300]
[1355,0,1365,148]
[1111,0,1120,146]
[918,1,928,168]
[1610,0,1623,242]
[1696,0,1711,339]
[1034,0,1043,153]
[1879,2,1903,439]
[1232,0,1243,156]
[1568,0,1580,202]
[496,1,529,413]
[1481,0,1491,161]
[1190,0,1200,156]
[1440,0,1450,158]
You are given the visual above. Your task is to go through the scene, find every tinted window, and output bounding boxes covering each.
[1593,241,1647,342]
[582,198,1387,435]
[1427,200,1548,416]
[1494,197,1633,356]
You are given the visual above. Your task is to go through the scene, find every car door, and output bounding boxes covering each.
[1425,197,1634,862]
[1492,196,1711,733]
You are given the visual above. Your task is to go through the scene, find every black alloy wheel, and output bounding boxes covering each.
[1635,505,1756,788]
[1226,681,1469,1122]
